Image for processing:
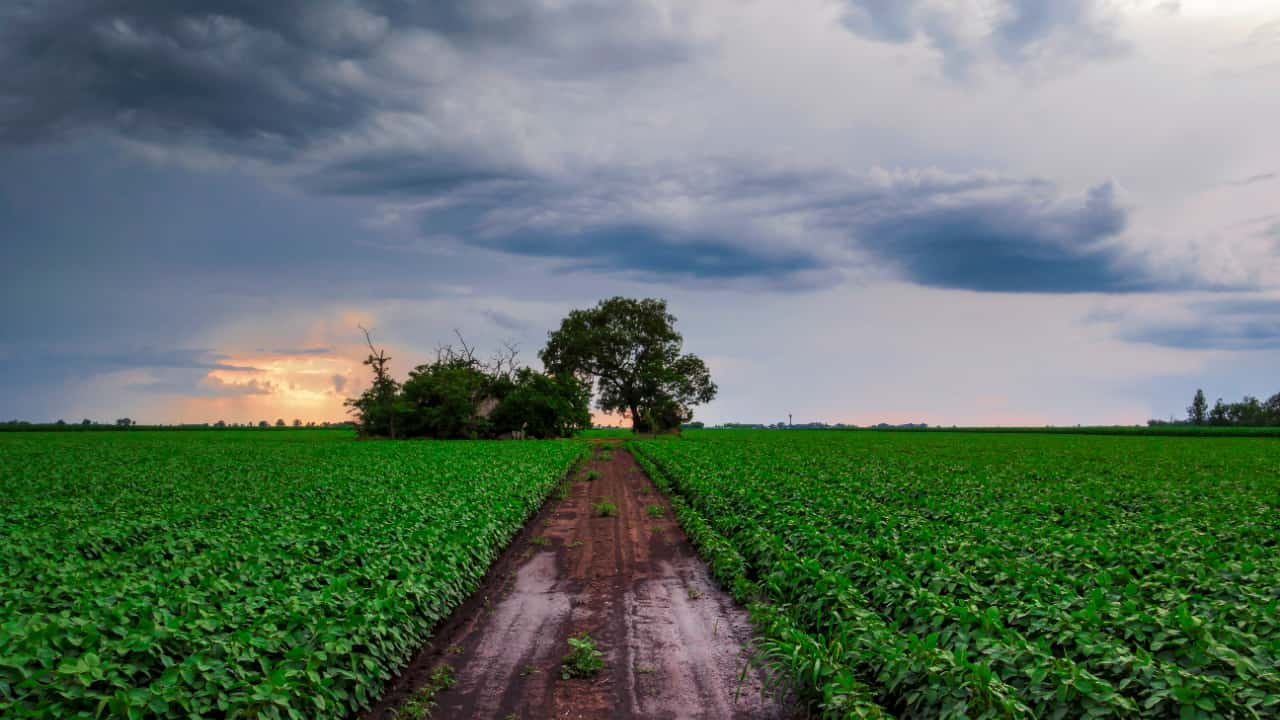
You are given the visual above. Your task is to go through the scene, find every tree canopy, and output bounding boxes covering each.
[346,330,590,439]
[540,297,716,432]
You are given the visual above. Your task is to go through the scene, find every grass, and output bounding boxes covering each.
[645,504,666,518]
[560,633,605,680]
[593,498,618,517]
[585,469,600,482]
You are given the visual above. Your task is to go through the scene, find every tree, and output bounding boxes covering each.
[1266,392,1280,425]
[346,325,399,438]
[81,419,92,426]
[489,368,591,439]
[258,420,270,428]
[115,418,133,427]
[541,297,717,432]
[1228,396,1265,426]
[1187,389,1207,426]
[398,359,491,439]
[292,418,302,427]
[1208,399,1230,426]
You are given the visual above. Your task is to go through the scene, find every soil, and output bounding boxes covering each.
[362,445,794,720]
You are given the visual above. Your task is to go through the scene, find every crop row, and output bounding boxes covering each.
[0,431,585,719]
[632,430,1280,718]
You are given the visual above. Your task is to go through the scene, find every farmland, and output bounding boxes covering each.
[0,430,585,719]
[632,430,1280,718]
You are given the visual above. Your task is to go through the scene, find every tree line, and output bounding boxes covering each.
[1183,388,1280,427]
[346,297,717,439]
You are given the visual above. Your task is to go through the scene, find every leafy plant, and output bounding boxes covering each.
[593,499,618,517]
[645,504,666,518]
[585,469,600,481]
[631,430,1280,719]
[0,431,587,719]
[561,633,605,680]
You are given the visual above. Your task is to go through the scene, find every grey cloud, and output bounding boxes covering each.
[331,374,348,394]
[1222,172,1276,188]
[0,0,699,147]
[1127,320,1280,351]
[415,164,1160,293]
[137,376,275,397]
[839,0,1127,79]
[0,348,259,384]
[482,223,829,284]
[265,347,334,356]
[1247,20,1280,47]
[1124,298,1280,350]
[300,153,520,198]
[481,309,527,332]
[847,181,1150,293]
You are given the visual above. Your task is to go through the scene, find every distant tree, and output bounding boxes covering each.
[274,418,285,427]
[1187,389,1208,426]
[540,297,717,433]
[258,420,270,428]
[214,420,226,428]
[292,418,302,427]
[346,325,399,438]
[81,418,92,426]
[1266,392,1280,424]
[115,418,133,427]
[55,419,66,426]
[1208,399,1230,426]
[1228,396,1266,426]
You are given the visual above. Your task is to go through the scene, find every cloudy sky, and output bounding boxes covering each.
[2,0,1278,426]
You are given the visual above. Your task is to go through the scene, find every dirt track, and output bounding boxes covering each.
[364,446,791,719]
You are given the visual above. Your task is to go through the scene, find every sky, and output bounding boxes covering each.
[2,0,1278,427]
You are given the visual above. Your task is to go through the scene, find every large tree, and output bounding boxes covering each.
[1187,388,1207,426]
[540,297,717,432]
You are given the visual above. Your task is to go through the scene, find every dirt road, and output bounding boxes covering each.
[365,446,791,719]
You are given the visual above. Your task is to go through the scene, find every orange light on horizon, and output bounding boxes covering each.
[169,350,364,425]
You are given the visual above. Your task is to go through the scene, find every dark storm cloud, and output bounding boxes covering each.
[0,0,698,146]
[398,165,1164,292]
[479,224,827,283]
[849,182,1151,293]
[839,0,1126,78]
[299,153,520,198]
[1124,298,1280,351]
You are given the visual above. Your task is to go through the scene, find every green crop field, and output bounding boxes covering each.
[0,430,584,719]
[632,430,1280,718]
